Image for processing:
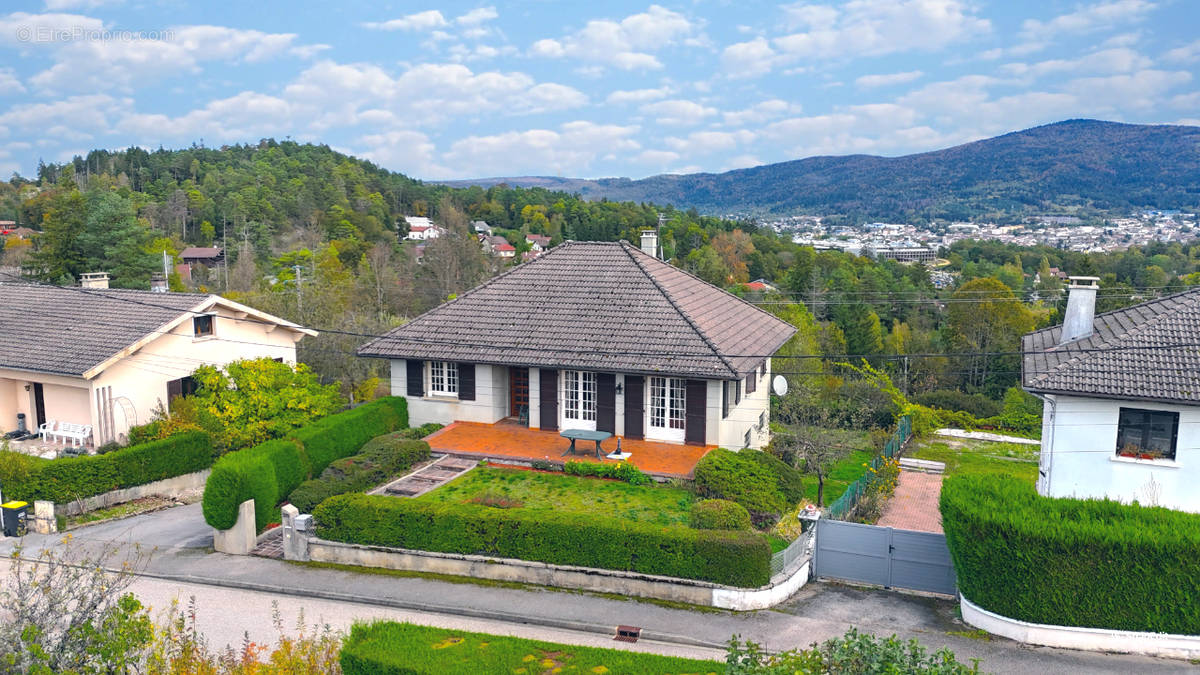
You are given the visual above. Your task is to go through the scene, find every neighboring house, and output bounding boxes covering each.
[359,240,796,449]
[179,247,224,267]
[484,235,515,258]
[404,216,442,241]
[0,276,315,447]
[743,279,778,293]
[1023,277,1200,512]
[526,234,551,251]
[472,220,493,237]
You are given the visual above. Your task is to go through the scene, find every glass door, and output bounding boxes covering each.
[647,376,686,442]
[561,370,597,430]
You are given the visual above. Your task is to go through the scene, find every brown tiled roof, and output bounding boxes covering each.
[1023,287,1200,404]
[359,241,797,379]
[179,247,222,258]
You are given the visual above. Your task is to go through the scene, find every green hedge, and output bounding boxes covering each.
[0,431,212,503]
[693,448,796,518]
[289,437,430,513]
[690,499,752,530]
[941,474,1200,634]
[315,492,771,587]
[201,397,408,530]
[562,459,652,485]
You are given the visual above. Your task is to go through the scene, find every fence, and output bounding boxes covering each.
[769,522,816,576]
[826,415,912,520]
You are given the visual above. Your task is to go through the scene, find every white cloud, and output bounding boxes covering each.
[721,99,797,126]
[0,11,105,47]
[43,0,121,8]
[1170,91,1200,110]
[364,10,448,31]
[634,149,680,165]
[1002,48,1152,79]
[356,129,442,177]
[456,7,498,26]
[0,94,126,139]
[438,121,641,178]
[1063,69,1192,109]
[664,130,755,154]
[723,154,762,170]
[639,99,717,125]
[0,68,25,95]
[1021,0,1156,41]
[528,5,696,71]
[720,37,777,78]
[1164,39,1200,64]
[855,70,924,88]
[605,87,671,104]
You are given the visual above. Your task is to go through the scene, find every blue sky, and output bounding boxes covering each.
[0,1,1197,180]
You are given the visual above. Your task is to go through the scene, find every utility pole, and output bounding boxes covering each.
[293,264,303,314]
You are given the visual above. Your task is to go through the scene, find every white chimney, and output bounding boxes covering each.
[639,229,659,258]
[150,272,168,293]
[1060,276,1100,344]
[80,272,109,289]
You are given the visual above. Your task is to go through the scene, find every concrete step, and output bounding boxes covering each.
[899,457,946,474]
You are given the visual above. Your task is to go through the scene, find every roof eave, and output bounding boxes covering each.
[1022,385,1200,408]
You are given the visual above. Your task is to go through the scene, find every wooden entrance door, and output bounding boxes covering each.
[509,367,529,420]
[32,382,46,428]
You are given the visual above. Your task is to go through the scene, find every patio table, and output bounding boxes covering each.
[560,428,613,458]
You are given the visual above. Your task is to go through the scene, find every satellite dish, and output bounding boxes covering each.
[772,375,788,397]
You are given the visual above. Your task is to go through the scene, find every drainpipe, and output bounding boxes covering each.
[1030,392,1056,495]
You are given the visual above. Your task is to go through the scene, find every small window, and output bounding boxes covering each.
[1115,408,1179,460]
[429,361,459,396]
[193,314,215,337]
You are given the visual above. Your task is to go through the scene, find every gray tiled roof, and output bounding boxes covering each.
[0,283,208,377]
[359,241,797,379]
[1023,288,1200,404]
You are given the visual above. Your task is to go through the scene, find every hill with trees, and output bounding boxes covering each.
[441,119,1200,219]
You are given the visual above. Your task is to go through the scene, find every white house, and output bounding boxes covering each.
[404,216,442,241]
[359,240,796,449]
[1023,277,1200,512]
[0,277,315,447]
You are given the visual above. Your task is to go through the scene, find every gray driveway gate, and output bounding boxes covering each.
[814,519,956,596]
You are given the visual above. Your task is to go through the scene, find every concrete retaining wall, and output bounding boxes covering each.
[961,595,1200,660]
[55,469,210,517]
[304,536,810,610]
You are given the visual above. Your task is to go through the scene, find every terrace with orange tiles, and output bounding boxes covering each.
[424,421,714,479]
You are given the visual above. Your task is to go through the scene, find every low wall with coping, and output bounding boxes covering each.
[961,595,1200,660]
[56,469,211,517]
[303,535,811,610]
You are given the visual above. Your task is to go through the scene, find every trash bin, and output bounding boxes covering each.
[2,501,28,537]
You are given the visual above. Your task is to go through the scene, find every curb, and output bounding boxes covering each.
[127,566,730,651]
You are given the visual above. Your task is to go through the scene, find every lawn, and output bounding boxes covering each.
[794,427,878,506]
[341,621,723,674]
[416,466,696,527]
[906,437,1039,483]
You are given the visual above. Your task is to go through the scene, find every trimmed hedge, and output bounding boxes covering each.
[693,448,795,517]
[201,397,409,530]
[0,431,212,503]
[690,499,752,530]
[289,437,431,513]
[315,492,771,587]
[941,474,1200,634]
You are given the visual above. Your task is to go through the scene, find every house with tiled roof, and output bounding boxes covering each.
[0,275,314,448]
[359,240,796,449]
[1022,276,1200,512]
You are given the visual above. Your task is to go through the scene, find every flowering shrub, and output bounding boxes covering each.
[562,460,653,485]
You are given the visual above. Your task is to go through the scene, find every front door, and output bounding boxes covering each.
[561,370,596,431]
[647,376,686,443]
[509,367,529,420]
[32,382,46,428]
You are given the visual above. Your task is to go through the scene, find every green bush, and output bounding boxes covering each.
[396,422,443,440]
[562,460,653,485]
[289,437,431,513]
[913,390,1001,419]
[201,397,409,530]
[728,628,979,674]
[941,474,1200,634]
[746,450,804,504]
[0,431,212,504]
[693,449,790,518]
[315,492,771,587]
[690,499,752,530]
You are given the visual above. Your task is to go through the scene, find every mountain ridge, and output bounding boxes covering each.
[437,119,1200,219]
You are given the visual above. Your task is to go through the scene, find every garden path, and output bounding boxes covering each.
[875,470,944,533]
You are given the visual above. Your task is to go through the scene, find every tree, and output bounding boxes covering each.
[683,246,731,286]
[946,278,1035,394]
[710,229,754,283]
[24,190,87,282]
[773,394,868,506]
[420,197,490,304]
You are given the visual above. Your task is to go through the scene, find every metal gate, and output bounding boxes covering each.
[814,519,956,596]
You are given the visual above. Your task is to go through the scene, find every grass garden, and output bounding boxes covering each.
[907,437,1038,482]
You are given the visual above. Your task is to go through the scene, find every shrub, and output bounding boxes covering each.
[201,397,409,530]
[727,628,979,674]
[288,437,431,513]
[315,493,771,587]
[562,460,653,485]
[690,499,752,530]
[941,474,1200,634]
[693,449,789,518]
[746,450,804,504]
[396,422,443,440]
[914,390,1001,419]
[0,431,212,504]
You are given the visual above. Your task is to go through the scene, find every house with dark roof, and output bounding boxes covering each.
[0,276,315,449]
[359,241,796,450]
[1022,277,1200,512]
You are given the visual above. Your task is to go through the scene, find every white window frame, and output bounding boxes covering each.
[561,370,597,430]
[429,361,459,397]
[647,376,686,443]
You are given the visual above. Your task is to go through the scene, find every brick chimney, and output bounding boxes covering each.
[1060,276,1100,344]
[80,272,109,289]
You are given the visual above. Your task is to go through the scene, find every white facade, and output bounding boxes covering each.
[404,217,441,240]
[390,359,774,449]
[1037,394,1200,512]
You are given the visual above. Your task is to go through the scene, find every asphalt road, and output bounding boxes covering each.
[0,504,1192,673]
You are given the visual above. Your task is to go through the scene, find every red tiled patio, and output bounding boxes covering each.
[424,421,714,479]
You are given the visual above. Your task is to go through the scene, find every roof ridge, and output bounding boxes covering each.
[619,242,738,378]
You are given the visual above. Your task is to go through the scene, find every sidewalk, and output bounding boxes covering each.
[876,470,944,533]
[0,503,1187,673]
